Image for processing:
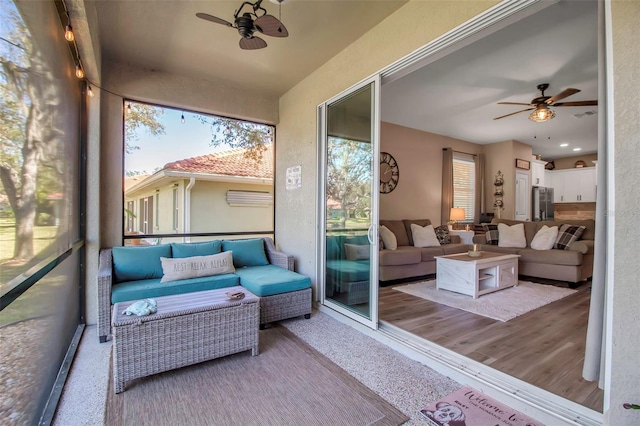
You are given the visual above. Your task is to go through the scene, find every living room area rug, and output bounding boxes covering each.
[394,280,576,322]
[104,324,408,426]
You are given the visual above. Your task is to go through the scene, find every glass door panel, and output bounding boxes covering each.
[319,77,379,328]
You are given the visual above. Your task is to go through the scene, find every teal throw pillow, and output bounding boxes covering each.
[112,244,172,283]
[171,240,222,258]
[222,238,269,268]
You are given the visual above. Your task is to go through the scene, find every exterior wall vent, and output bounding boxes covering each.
[226,190,273,206]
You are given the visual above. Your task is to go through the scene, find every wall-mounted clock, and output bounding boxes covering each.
[380,152,399,194]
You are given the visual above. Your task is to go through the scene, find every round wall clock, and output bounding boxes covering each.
[380,152,399,194]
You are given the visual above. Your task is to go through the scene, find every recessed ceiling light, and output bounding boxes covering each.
[560,143,569,147]
[573,148,582,152]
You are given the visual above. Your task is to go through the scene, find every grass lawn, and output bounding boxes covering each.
[1,218,61,325]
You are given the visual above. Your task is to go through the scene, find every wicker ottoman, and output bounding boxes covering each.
[112,286,259,393]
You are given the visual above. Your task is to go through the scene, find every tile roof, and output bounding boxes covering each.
[162,144,273,179]
[124,174,151,191]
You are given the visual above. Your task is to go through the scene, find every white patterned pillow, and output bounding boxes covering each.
[379,225,397,250]
[344,244,370,261]
[411,224,441,248]
[530,225,559,250]
[497,223,526,248]
[160,251,235,283]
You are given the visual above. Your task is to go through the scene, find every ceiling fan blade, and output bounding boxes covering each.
[196,13,233,27]
[552,100,598,107]
[254,15,288,37]
[497,102,534,106]
[493,108,534,120]
[239,36,267,50]
[545,88,580,104]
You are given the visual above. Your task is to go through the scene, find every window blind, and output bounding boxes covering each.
[452,153,475,222]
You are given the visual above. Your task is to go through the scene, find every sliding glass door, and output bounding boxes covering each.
[318,77,380,328]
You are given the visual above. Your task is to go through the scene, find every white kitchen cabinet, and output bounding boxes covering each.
[547,168,596,202]
[531,159,547,187]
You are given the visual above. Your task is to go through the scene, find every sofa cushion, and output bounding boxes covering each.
[235,265,311,297]
[498,223,526,248]
[441,243,470,255]
[380,220,410,247]
[112,244,172,283]
[518,248,582,266]
[159,252,235,283]
[474,244,521,255]
[539,219,595,240]
[326,235,344,260]
[379,247,422,266]
[111,274,239,304]
[222,238,269,267]
[554,224,586,250]
[326,260,370,283]
[482,224,499,245]
[411,223,441,247]
[170,240,222,258]
[530,225,559,250]
[417,247,446,262]
[379,225,398,250]
[402,219,431,246]
[492,219,538,247]
[434,225,451,245]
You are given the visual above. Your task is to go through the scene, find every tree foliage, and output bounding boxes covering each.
[199,115,273,162]
[124,101,166,154]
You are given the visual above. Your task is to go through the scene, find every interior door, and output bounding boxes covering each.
[515,171,529,221]
[318,77,380,329]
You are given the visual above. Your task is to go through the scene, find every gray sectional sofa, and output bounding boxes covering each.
[472,218,595,285]
[98,237,312,342]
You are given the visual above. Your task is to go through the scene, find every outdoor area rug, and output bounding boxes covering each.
[104,325,408,426]
[420,386,543,426]
[394,280,576,322]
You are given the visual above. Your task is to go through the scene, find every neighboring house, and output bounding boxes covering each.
[124,144,273,241]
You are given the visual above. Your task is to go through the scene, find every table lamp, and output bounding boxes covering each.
[450,208,466,230]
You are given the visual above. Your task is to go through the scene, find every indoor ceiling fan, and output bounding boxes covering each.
[196,0,288,50]
[493,83,598,122]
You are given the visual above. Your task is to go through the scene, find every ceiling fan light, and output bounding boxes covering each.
[529,105,555,122]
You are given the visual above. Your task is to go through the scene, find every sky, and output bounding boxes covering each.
[125,107,230,175]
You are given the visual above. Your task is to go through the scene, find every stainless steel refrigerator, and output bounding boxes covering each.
[532,186,554,221]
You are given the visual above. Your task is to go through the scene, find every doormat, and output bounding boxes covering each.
[420,386,543,426]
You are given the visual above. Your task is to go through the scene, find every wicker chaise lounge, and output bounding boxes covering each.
[98,237,312,342]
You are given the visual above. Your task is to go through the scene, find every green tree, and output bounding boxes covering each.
[199,115,273,162]
[326,138,372,229]
[0,6,63,260]
[124,101,166,154]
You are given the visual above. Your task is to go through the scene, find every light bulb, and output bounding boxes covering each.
[528,105,555,122]
[181,114,185,124]
[75,65,84,79]
[87,85,94,97]
[64,24,74,41]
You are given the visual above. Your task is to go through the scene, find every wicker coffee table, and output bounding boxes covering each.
[112,286,259,393]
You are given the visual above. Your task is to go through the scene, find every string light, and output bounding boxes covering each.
[181,113,185,124]
[75,64,84,79]
[87,84,94,97]
[64,12,74,41]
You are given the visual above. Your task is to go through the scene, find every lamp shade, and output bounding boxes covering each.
[450,208,466,221]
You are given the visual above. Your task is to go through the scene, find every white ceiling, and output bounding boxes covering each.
[92,0,598,160]
[382,0,599,160]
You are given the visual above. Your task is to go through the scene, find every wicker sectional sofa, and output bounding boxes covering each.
[98,237,311,342]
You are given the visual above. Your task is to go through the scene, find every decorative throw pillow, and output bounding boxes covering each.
[344,243,370,261]
[160,251,235,283]
[554,224,587,250]
[434,225,451,245]
[497,223,526,248]
[410,223,441,248]
[379,225,397,250]
[530,225,559,250]
[482,224,499,245]
[222,238,268,267]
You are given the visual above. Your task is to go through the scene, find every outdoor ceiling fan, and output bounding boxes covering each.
[493,83,598,122]
[196,0,288,50]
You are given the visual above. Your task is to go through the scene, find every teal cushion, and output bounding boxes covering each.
[222,238,269,268]
[235,265,311,297]
[112,245,172,283]
[111,274,240,304]
[171,240,222,258]
[326,259,371,282]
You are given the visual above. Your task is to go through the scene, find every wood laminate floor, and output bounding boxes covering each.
[378,276,604,412]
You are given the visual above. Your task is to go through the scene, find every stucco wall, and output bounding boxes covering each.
[379,122,483,223]
[607,1,640,423]
[276,0,499,283]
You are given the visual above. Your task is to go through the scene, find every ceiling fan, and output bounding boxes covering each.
[493,83,598,122]
[196,0,288,50]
